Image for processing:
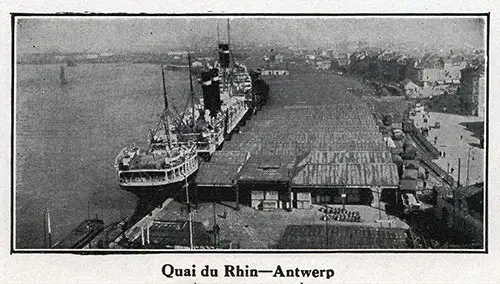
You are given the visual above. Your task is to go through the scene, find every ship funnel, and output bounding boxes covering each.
[201,71,214,114]
[211,68,222,115]
[202,69,222,117]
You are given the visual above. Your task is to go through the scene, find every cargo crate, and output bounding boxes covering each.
[251,191,264,200]
[262,200,278,210]
[265,191,279,200]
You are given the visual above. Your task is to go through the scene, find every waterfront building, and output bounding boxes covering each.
[458,65,486,118]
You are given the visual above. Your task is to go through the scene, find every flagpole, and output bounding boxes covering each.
[43,208,47,248]
[47,208,52,248]
[183,169,194,249]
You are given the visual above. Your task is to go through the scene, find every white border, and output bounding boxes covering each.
[2,1,498,283]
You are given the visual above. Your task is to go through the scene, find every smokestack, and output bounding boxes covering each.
[211,68,221,116]
[201,71,213,112]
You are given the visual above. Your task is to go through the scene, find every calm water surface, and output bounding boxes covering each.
[15,63,198,248]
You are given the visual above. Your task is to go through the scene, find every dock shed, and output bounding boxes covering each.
[196,71,401,211]
[291,151,399,207]
[195,151,249,202]
[237,155,296,210]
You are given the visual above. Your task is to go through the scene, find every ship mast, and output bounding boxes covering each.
[60,65,67,85]
[217,23,220,45]
[188,53,196,129]
[227,19,233,96]
[161,65,172,148]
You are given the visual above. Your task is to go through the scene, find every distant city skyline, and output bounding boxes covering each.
[16,16,486,54]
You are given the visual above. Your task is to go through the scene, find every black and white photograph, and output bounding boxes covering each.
[12,15,487,252]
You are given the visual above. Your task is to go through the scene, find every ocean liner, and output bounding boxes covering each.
[114,65,199,192]
[114,20,255,191]
[174,21,252,158]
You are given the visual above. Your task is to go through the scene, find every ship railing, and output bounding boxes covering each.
[175,141,212,151]
[120,154,197,185]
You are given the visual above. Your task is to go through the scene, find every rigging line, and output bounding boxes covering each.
[150,93,162,122]
[150,69,164,121]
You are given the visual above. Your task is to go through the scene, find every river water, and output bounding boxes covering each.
[15,63,198,248]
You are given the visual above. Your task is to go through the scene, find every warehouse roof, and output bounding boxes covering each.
[277,225,409,249]
[292,163,399,187]
[237,155,295,183]
[296,151,393,167]
[215,70,395,187]
[195,151,249,187]
[223,141,388,156]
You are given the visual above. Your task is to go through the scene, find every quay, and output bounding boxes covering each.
[111,69,414,249]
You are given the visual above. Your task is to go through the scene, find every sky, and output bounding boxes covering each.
[16,16,486,54]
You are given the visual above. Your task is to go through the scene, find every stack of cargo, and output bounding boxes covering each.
[262,191,279,210]
[295,192,312,209]
[251,191,264,209]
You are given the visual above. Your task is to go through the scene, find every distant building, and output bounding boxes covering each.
[168,51,189,56]
[191,61,203,67]
[86,54,99,59]
[416,68,445,84]
[305,54,316,60]
[336,53,350,67]
[315,60,331,71]
[443,56,468,83]
[275,54,284,63]
[418,54,445,69]
[261,63,289,76]
[100,52,114,57]
[54,55,67,62]
[458,65,486,117]
[400,79,422,99]
[411,54,447,84]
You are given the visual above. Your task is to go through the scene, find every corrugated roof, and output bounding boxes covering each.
[195,151,249,186]
[224,141,388,156]
[238,155,294,183]
[217,71,394,187]
[277,225,409,249]
[297,151,393,167]
[232,131,382,144]
[209,150,249,164]
[292,163,399,187]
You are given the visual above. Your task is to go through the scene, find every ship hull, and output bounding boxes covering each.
[120,180,184,196]
[119,170,198,198]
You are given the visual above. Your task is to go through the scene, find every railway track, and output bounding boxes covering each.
[407,133,456,188]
